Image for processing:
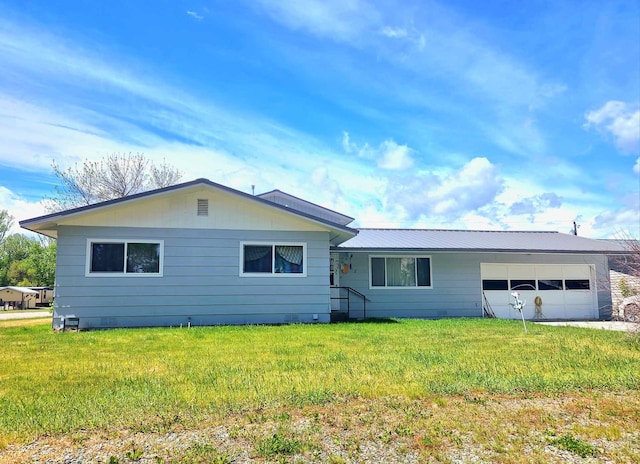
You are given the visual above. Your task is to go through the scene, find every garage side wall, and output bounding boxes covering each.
[335,251,612,320]
[54,226,331,329]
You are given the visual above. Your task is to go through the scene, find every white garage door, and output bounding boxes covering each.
[481,264,597,320]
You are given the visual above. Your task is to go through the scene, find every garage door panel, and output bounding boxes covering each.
[508,267,535,279]
[567,292,593,305]
[535,292,563,304]
[484,291,511,318]
[563,265,591,279]
[536,266,563,279]
[481,264,506,279]
[517,291,537,319]
[539,304,565,319]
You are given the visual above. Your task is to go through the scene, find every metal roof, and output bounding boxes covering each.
[336,229,626,253]
[258,189,354,225]
[0,286,38,294]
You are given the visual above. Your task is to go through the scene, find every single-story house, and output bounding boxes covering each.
[0,286,39,310]
[19,178,625,329]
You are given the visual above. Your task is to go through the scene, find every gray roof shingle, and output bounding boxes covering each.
[336,229,625,253]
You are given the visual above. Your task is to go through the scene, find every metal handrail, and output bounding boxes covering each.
[330,286,367,320]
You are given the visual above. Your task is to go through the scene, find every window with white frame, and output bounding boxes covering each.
[370,256,431,288]
[86,239,163,276]
[241,243,306,276]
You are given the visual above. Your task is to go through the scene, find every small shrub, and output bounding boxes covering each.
[256,433,303,459]
[550,434,598,458]
[125,446,143,461]
[620,277,632,298]
[181,442,234,464]
[328,455,347,464]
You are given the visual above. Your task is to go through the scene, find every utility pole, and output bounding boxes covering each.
[572,221,579,236]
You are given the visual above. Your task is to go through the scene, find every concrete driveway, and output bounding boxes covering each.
[535,321,639,331]
[0,311,51,321]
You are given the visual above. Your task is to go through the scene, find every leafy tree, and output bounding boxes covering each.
[22,240,56,287]
[45,153,182,212]
[0,234,33,285]
[0,209,13,242]
[0,234,55,287]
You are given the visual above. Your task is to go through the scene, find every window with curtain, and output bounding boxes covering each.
[242,243,305,276]
[370,256,431,288]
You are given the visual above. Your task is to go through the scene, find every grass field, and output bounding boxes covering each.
[1,318,638,463]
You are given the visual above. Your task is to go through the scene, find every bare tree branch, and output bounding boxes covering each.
[610,230,640,278]
[150,158,183,188]
[45,153,183,212]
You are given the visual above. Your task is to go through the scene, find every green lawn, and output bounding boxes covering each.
[1,318,639,462]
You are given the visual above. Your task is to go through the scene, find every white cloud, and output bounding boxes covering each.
[380,26,407,38]
[341,131,355,153]
[309,165,343,204]
[634,157,640,174]
[0,186,47,235]
[341,132,414,169]
[186,10,204,20]
[385,156,504,219]
[377,140,414,170]
[585,101,640,153]
[429,157,503,215]
[592,207,640,238]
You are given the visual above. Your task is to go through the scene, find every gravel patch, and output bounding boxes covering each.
[2,392,638,463]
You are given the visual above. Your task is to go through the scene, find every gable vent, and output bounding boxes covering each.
[197,199,209,216]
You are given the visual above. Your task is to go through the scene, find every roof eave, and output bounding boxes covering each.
[333,247,622,254]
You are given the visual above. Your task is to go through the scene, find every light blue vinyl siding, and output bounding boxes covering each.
[336,251,611,320]
[54,226,330,328]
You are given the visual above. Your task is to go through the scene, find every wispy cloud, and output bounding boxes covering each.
[255,0,379,43]
[252,0,566,161]
[584,101,640,154]
[186,10,204,21]
[380,26,407,38]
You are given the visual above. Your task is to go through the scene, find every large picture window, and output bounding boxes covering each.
[370,256,432,288]
[86,240,163,276]
[241,243,306,276]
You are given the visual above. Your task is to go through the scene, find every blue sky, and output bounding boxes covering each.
[0,0,638,238]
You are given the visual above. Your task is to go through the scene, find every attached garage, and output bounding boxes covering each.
[336,229,623,321]
[482,263,597,320]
